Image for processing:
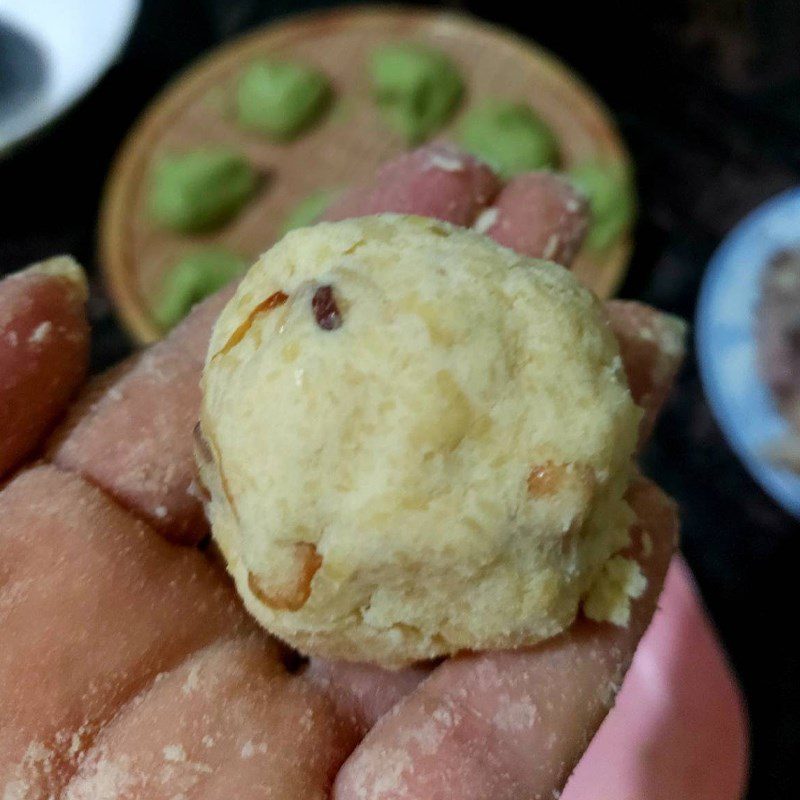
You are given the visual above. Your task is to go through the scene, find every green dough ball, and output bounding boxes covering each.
[280,189,336,236]
[458,102,559,178]
[371,43,463,144]
[149,148,258,233]
[154,249,248,330]
[236,59,330,140]
[567,162,636,251]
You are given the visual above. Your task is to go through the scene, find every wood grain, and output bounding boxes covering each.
[99,6,633,344]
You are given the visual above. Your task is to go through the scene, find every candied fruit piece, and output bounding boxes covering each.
[312,285,342,330]
[247,543,323,611]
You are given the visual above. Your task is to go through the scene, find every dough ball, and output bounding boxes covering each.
[155,249,247,330]
[280,190,337,236]
[199,216,640,667]
[567,161,636,251]
[458,102,559,178]
[148,148,257,233]
[236,59,330,140]
[370,44,463,144]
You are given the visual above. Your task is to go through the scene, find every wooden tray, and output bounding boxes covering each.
[99,5,634,345]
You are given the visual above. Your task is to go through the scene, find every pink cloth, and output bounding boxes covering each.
[565,556,749,799]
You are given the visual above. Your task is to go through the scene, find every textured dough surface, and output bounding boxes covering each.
[200,216,640,667]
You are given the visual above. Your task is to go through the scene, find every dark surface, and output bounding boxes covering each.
[1,1,798,796]
[0,20,48,128]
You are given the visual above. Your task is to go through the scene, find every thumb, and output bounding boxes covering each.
[0,256,89,478]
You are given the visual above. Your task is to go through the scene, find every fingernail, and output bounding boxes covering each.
[18,255,89,304]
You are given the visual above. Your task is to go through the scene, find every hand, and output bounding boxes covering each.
[0,147,746,800]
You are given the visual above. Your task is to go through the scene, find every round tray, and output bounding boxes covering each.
[99,5,634,344]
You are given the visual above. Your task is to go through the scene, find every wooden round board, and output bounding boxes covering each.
[99,5,634,344]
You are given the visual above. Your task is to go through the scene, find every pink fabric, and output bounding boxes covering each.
[565,556,749,800]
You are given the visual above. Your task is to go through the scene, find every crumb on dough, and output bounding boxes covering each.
[583,555,647,626]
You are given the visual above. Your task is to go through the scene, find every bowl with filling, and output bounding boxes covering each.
[697,185,800,519]
[756,247,800,469]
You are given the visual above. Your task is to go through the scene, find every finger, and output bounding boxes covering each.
[0,257,89,478]
[563,556,748,800]
[47,286,235,544]
[64,636,360,800]
[306,659,431,733]
[323,144,502,227]
[0,465,249,797]
[605,300,687,445]
[334,477,677,800]
[478,172,589,266]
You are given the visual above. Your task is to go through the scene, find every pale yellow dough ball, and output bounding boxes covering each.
[199,216,641,668]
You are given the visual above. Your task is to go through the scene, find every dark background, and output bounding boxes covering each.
[1,1,798,796]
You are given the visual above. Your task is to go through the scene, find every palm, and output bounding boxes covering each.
[0,148,746,800]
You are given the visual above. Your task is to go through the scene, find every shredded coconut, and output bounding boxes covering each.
[28,321,52,344]
[63,754,138,800]
[473,208,499,234]
[427,153,465,172]
[187,480,205,501]
[542,234,560,260]
[162,745,187,763]
[181,664,201,695]
[492,694,538,732]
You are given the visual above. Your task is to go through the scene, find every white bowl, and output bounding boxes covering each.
[0,0,139,153]
[696,186,800,519]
